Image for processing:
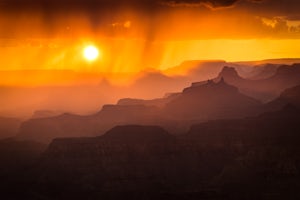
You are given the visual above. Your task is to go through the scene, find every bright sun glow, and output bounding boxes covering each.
[83,45,99,61]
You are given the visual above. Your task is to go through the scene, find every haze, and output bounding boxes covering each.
[0,0,300,77]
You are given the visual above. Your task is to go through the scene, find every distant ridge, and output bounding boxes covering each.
[192,64,300,102]
[266,84,300,111]
[16,63,300,144]
[165,78,261,120]
[234,58,300,66]
[101,125,171,143]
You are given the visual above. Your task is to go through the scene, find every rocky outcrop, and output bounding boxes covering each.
[18,113,97,143]
[191,64,300,102]
[17,77,264,143]
[247,63,280,80]
[187,104,300,146]
[34,125,232,198]
[221,64,300,101]
[117,93,180,108]
[275,84,300,106]
[30,106,300,199]
[165,78,261,120]
[3,100,300,199]
[187,105,300,198]
[18,105,161,143]
[31,110,63,119]
[265,84,300,111]
[17,65,300,144]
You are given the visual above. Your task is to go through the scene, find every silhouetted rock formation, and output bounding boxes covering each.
[44,125,172,160]
[187,104,300,146]
[97,104,159,122]
[247,63,280,80]
[191,66,243,88]
[31,110,63,119]
[17,65,300,144]
[17,77,267,143]
[17,105,299,199]
[36,126,182,196]
[218,66,240,79]
[235,58,300,66]
[118,98,164,107]
[187,105,300,197]
[18,105,161,143]
[280,85,300,107]
[102,125,171,142]
[117,92,180,108]
[18,113,97,143]
[26,125,228,199]
[265,84,300,111]
[165,78,261,120]
[191,64,300,102]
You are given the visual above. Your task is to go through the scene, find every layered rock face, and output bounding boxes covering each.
[35,125,234,198]
[165,78,261,120]
[214,64,300,101]
[3,64,300,199]
[18,78,263,143]
[16,64,300,145]
[18,105,160,143]
[117,92,180,108]
[266,84,300,110]
[29,109,300,199]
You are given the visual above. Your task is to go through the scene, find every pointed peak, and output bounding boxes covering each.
[221,66,237,72]
[215,77,232,88]
[219,66,239,77]
[183,75,238,94]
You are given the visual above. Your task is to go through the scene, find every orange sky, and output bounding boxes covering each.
[0,0,299,84]
[1,38,299,72]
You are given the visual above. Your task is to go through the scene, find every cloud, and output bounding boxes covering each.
[0,0,300,39]
[260,16,300,34]
[158,0,268,9]
[247,0,264,2]
[284,15,300,21]
[159,0,239,9]
[0,0,298,14]
[0,0,264,11]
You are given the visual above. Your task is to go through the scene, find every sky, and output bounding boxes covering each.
[0,0,300,74]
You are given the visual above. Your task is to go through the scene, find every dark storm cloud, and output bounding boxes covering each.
[0,0,298,13]
[240,0,300,16]
[247,0,263,2]
[0,0,142,12]
[0,0,299,39]
[0,0,243,11]
[159,0,239,8]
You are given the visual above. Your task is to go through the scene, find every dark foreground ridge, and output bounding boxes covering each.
[1,104,300,200]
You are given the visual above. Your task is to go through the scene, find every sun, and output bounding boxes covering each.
[83,45,100,61]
